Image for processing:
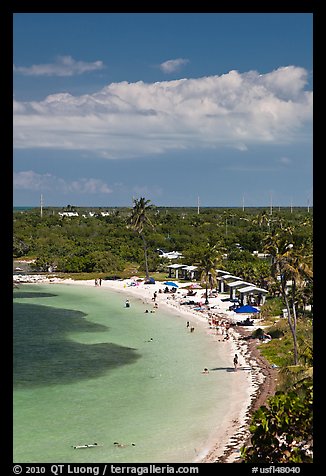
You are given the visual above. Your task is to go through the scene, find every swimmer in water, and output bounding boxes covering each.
[114,442,135,448]
[72,442,98,449]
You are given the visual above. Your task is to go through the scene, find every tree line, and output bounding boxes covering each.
[13,203,312,277]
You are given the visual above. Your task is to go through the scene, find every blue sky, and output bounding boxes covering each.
[13,13,313,208]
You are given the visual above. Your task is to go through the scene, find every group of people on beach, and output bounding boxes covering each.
[186,321,195,332]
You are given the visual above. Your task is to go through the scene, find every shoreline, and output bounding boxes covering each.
[13,274,277,463]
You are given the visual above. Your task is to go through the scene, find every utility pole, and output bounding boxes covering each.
[197,195,200,215]
[242,194,245,212]
[270,192,273,215]
[40,194,43,218]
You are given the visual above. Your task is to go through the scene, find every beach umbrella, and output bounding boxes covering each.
[234,305,259,313]
[163,281,179,287]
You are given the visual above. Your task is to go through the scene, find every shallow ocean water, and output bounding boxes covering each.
[13,283,236,463]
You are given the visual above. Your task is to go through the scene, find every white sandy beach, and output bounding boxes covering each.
[13,274,270,463]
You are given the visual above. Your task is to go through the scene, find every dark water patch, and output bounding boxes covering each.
[14,302,140,389]
[13,292,58,299]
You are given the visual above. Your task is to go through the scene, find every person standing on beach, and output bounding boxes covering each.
[233,354,238,371]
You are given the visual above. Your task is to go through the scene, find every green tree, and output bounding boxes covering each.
[241,380,313,463]
[263,227,312,365]
[13,237,30,257]
[129,197,154,280]
[195,242,221,304]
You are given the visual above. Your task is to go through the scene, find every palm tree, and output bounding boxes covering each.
[129,197,154,280]
[263,228,313,365]
[195,242,221,305]
[253,210,270,230]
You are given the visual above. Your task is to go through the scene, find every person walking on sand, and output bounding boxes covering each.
[233,354,238,371]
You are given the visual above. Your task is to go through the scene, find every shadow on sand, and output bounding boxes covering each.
[210,366,252,372]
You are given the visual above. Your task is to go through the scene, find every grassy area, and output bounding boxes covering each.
[259,296,284,319]
[254,317,313,369]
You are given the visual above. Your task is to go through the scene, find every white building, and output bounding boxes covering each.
[58,211,79,217]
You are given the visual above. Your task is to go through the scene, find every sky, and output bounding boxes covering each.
[13,12,313,208]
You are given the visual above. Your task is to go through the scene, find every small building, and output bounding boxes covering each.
[179,265,199,280]
[216,269,231,275]
[58,211,79,217]
[217,274,241,293]
[253,251,272,260]
[227,280,252,300]
[237,285,268,305]
[167,264,187,280]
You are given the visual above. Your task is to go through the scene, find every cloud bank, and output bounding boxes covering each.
[13,171,112,194]
[13,66,312,159]
[14,55,104,77]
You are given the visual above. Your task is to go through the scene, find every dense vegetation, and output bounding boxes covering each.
[241,380,313,463]
[13,205,311,277]
[13,203,313,462]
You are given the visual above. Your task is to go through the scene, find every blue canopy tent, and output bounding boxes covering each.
[163,281,179,287]
[234,305,259,313]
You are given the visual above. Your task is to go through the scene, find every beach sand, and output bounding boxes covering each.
[14,274,277,463]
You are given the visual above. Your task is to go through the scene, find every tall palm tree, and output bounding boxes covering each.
[129,197,154,280]
[263,229,313,365]
[195,242,221,305]
[253,210,270,230]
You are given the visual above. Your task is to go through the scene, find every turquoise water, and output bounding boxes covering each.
[13,284,235,463]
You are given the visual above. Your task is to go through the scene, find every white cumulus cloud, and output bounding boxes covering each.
[13,66,312,159]
[159,58,189,73]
